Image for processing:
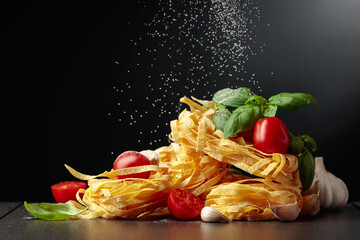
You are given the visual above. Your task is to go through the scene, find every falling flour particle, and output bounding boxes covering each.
[112,0,264,147]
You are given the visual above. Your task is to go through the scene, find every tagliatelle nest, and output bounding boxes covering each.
[66,96,303,221]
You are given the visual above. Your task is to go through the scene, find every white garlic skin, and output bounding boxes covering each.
[300,193,320,216]
[270,204,301,221]
[140,150,159,165]
[306,157,349,209]
[201,207,231,223]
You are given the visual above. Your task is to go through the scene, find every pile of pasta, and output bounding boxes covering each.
[67,96,303,221]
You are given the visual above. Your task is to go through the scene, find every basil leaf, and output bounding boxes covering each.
[298,150,315,190]
[287,136,305,156]
[24,201,88,220]
[269,92,318,111]
[213,109,231,132]
[214,102,227,110]
[223,105,262,139]
[245,95,268,106]
[263,104,278,117]
[301,135,317,152]
[212,88,254,107]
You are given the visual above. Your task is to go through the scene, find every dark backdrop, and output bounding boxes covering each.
[3,0,360,202]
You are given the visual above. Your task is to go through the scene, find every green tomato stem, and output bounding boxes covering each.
[288,130,296,138]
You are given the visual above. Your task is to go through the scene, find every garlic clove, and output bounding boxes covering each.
[321,174,349,209]
[336,177,349,208]
[270,204,300,221]
[140,150,160,165]
[201,207,231,223]
[300,193,320,216]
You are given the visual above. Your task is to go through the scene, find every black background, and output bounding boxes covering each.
[3,0,360,202]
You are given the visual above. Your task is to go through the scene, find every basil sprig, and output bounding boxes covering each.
[211,87,318,190]
[24,201,88,220]
[288,135,317,155]
[288,134,317,190]
[212,87,318,139]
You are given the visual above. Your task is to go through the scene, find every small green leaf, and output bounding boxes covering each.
[202,105,210,110]
[212,88,254,107]
[229,166,260,178]
[263,104,278,117]
[24,202,88,221]
[269,92,318,111]
[214,102,227,110]
[223,105,262,139]
[301,135,317,152]
[298,150,315,190]
[213,109,231,132]
[287,136,305,156]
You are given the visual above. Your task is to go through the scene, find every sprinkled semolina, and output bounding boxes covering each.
[111,0,264,146]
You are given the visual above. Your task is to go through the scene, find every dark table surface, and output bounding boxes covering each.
[1,202,360,240]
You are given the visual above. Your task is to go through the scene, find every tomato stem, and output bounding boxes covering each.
[288,130,296,138]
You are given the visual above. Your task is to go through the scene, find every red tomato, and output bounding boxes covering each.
[51,181,86,203]
[236,128,254,142]
[253,117,290,154]
[167,189,204,220]
[113,151,151,179]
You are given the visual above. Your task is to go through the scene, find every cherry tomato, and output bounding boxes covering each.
[236,128,254,142]
[253,117,290,154]
[113,151,151,179]
[51,181,86,203]
[167,189,204,220]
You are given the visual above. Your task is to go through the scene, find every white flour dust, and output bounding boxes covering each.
[111,0,264,147]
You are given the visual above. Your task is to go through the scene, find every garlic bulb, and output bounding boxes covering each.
[304,157,349,209]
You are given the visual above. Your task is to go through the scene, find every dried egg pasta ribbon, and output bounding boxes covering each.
[65,164,160,181]
[196,118,207,153]
[190,96,216,110]
[180,96,209,112]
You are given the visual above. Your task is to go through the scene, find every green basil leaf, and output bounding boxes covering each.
[298,150,315,190]
[245,95,268,106]
[263,104,278,117]
[24,201,88,220]
[287,136,305,156]
[223,105,262,139]
[269,92,318,111]
[301,135,317,152]
[214,102,227,110]
[212,88,254,107]
[213,109,231,132]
